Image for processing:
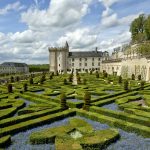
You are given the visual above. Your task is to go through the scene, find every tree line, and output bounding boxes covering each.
[130,14,150,43]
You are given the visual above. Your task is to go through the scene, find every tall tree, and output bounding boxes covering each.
[130,14,146,43]
[144,15,150,40]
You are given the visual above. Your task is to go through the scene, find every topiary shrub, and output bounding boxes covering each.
[16,76,20,82]
[140,81,145,90]
[118,76,122,84]
[124,80,129,91]
[77,75,81,84]
[10,76,14,83]
[64,79,67,85]
[7,84,13,93]
[50,75,53,80]
[23,83,28,92]
[96,73,99,78]
[138,74,141,80]
[29,77,33,85]
[68,74,73,82]
[131,74,135,80]
[56,71,59,76]
[103,72,108,78]
[83,92,91,111]
[60,93,68,111]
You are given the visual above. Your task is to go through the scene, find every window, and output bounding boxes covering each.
[92,58,94,61]
[79,63,82,67]
[92,62,94,66]
[85,58,87,61]
[98,58,101,61]
[85,63,87,66]
[72,58,74,62]
[72,63,74,67]
[79,58,82,61]
[98,62,100,66]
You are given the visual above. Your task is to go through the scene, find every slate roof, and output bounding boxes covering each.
[69,51,103,58]
[1,62,28,67]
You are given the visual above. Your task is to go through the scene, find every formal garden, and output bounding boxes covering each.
[0,71,150,150]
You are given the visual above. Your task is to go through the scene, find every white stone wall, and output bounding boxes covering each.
[0,66,29,74]
[101,57,150,81]
[68,57,101,72]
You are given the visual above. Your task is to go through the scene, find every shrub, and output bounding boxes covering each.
[124,80,128,91]
[103,72,108,78]
[40,75,45,84]
[77,75,81,83]
[60,93,68,110]
[10,76,14,83]
[83,92,91,111]
[118,76,122,84]
[131,74,135,80]
[68,74,73,82]
[64,79,67,85]
[138,74,141,80]
[23,83,28,92]
[50,75,53,80]
[140,81,145,90]
[29,77,33,85]
[16,76,20,82]
[56,71,59,76]
[7,84,13,93]
[96,73,99,78]
[90,70,92,75]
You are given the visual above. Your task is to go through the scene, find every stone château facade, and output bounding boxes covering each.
[0,62,29,75]
[101,44,150,81]
[49,42,107,74]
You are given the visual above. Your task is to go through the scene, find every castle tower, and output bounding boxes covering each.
[48,41,69,74]
[49,47,58,74]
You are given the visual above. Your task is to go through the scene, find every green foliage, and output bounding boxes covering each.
[63,79,67,85]
[10,76,14,83]
[131,74,135,80]
[140,81,145,90]
[50,74,53,80]
[77,75,81,83]
[7,84,13,93]
[96,72,99,78]
[23,83,28,92]
[103,72,108,78]
[83,92,91,111]
[60,93,68,110]
[144,15,150,40]
[83,78,87,85]
[130,14,150,43]
[16,76,20,82]
[29,64,49,72]
[138,74,141,80]
[130,14,146,43]
[118,76,122,84]
[29,77,33,85]
[124,80,128,91]
[68,74,73,82]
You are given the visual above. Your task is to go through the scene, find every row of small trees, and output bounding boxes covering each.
[60,91,91,111]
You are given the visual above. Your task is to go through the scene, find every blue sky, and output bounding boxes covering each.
[0,0,150,64]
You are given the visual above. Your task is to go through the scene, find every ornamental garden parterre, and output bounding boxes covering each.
[0,71,150,150]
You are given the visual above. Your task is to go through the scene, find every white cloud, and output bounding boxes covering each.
[0,1,25,15]
[99,0,119,7]
[57,28,97,51]
[21,0,92,30]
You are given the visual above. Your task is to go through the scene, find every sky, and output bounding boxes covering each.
[0,0,150,64]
